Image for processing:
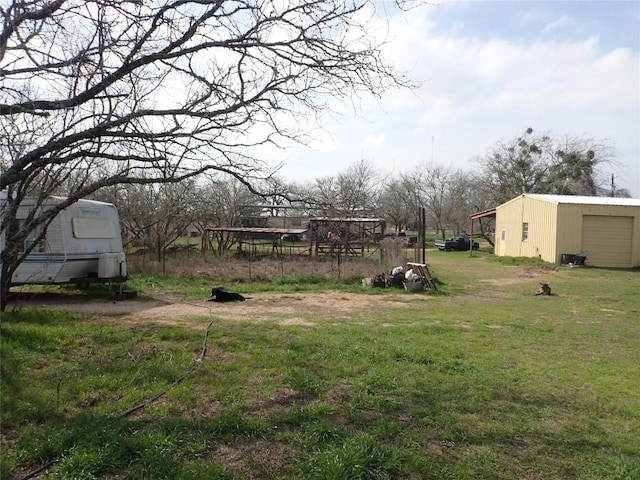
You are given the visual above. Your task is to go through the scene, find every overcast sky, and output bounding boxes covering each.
[273,0,640,197]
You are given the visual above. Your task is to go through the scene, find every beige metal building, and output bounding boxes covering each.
[495,194,640,268]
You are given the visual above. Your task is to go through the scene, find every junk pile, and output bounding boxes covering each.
[561,253,587,267]
[372,272,387,288]
[402,268,423,292]
[388,266,405,288]
[362,265,424,292]
[362,272,386,288]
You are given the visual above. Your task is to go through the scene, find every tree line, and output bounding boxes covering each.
[94,126,627,261]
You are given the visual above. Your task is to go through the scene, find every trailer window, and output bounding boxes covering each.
[72,217,116,238]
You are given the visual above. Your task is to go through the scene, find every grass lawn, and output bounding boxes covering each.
[1,252,639,479]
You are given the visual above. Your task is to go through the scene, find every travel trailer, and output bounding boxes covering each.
[1,196,127,286]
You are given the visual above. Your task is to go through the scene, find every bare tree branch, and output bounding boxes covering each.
[0,0,413,309]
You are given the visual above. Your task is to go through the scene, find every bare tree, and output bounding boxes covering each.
[418,165,461,239]
[306,158,382,216]
[477,128,551,205]
[379,177,414,232]
[335,158,382,215]
[398,170,425,232]
[466,175,497,246]
[195,175,262,255]
[0,0,411,310]
[113,181,198,266]
[307,175,340,216]
[547,135,616,196]
[476,128,618,206]
[445,170,474,235]
[261,175,294,217]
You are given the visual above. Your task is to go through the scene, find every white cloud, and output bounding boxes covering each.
[543,14,572,33]
[277,2,640,195]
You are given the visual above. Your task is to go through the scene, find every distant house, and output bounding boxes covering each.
[494,194,640,268]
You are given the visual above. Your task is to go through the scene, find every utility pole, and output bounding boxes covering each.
[431,136,435,168]
[611,174,616,197]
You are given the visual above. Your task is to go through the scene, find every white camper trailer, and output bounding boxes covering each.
[1,196,127,286]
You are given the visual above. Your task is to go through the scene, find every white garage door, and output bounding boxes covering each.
[581,215,633,268]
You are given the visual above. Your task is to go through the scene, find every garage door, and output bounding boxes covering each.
[581,215,633,268]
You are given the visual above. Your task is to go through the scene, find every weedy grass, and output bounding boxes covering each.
[1,253,639,479]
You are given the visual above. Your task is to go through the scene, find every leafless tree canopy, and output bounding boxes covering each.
[301,158,382,216]
[475,128,622,205]
[1,0,406,192]
[0,0,410,310]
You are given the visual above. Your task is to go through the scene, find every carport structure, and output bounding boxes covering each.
[469,207,496,255]
[206,226,308,258]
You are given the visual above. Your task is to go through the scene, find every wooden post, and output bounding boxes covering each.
[421,207,426,264]
[470,217,474,257]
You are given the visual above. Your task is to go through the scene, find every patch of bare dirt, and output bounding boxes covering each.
[478,266,556,287]
[211,439,297,479]
[6,290,426,326]
[249,386,315,420]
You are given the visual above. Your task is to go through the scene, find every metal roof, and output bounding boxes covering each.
[206,227,307,234]
[524,194,640,207]
[308,217,385,222]
[470,208,497,219]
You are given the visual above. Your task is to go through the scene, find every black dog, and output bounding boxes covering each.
[209,286,249,302]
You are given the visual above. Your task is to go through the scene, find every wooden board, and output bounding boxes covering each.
[406,262,437,291]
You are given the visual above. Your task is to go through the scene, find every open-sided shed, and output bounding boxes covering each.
[206,226,308,257]
[495,194,640,267]
[308,217,385,258]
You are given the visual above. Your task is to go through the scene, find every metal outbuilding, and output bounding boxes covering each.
[494,194,640,268]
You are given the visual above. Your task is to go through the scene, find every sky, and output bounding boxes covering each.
[273,0,640,197]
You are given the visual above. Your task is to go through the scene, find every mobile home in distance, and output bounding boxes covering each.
[1,196,127,286]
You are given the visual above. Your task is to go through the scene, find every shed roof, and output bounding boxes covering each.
[207,227,307,235]
[503,194,640,208]
[470,208,496,219]
[308,217,384,223]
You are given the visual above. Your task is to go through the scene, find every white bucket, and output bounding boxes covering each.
[403,280,423,292]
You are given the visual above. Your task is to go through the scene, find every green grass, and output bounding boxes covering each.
[1,253,639,479]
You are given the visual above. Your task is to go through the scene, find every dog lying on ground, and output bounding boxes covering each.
[209,286,249,302]
[535,282,551,296]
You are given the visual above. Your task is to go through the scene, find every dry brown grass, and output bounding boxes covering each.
[127,251,396,281]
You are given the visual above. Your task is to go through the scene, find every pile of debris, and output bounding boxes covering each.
[363,264,433,292]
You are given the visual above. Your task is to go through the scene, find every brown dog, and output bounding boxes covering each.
[535,282,551,296]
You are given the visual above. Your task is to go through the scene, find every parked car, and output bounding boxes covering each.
[434,236,479,251]
[281,233,301,242]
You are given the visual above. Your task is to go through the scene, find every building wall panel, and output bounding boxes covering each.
[520,196,558,262]
[558,204,640,267]
[556,205,586,263]
[582,215,633,267]
[496,195,558,262]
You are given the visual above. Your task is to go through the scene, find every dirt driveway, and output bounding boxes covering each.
[6,290,424,326]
